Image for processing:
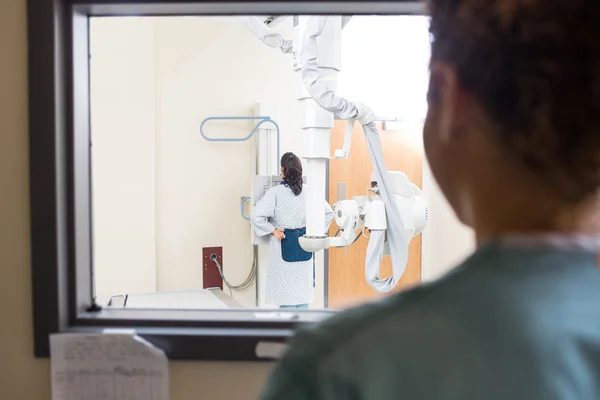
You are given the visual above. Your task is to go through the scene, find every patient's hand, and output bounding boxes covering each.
[272,229,286,241]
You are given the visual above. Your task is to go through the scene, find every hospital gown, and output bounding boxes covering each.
[252,184,334,306]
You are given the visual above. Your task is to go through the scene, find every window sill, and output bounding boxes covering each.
[39,308,336,361]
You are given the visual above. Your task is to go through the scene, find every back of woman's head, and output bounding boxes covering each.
[428,0,600,203]
[281,152,303,196]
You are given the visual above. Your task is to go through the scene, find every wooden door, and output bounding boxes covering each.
[327,120,424,309]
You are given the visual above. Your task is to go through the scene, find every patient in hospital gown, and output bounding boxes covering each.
[252,152,334,308]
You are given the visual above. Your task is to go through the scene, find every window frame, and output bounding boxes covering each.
[28,0,425,361]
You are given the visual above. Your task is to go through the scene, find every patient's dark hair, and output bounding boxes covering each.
[281,152,303,196]
[428,0,600,203]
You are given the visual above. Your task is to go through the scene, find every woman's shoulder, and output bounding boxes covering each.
[268,182,308,192]
[266,184,287,195]
[272,183,306,197]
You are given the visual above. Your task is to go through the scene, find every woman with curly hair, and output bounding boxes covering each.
[262,1,600,398]
[252,152,334,309]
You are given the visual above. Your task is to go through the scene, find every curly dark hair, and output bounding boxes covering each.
[281,152,303,196]
[428,0,600,203]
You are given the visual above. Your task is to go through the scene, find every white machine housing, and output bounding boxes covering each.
[329,170,428,251]
[374,171,428,237]
[330,199,360,247]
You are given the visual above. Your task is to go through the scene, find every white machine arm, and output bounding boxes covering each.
[238,17,293,54]
[298,16,428,292]
[363,173,428,291]
[299,17,356,120]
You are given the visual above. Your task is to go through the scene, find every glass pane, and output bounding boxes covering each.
[89,15,473,312]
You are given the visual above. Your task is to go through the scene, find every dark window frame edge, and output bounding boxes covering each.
[28,0,425,361]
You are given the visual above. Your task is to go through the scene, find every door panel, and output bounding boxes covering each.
[328,120,424,309]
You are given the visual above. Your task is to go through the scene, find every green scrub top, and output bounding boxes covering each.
[261,236,600,400]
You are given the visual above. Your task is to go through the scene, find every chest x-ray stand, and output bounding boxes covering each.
[241,16,428,295]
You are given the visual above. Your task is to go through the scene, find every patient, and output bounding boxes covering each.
[261,0,600,398]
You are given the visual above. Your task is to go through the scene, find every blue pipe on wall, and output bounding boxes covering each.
[200,116,281,221]
[240,197,251,221]
[200,115,281,163]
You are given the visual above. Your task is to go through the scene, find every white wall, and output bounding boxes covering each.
[90,18,158,297]
[421,160,475,281]
[90,17,327,308]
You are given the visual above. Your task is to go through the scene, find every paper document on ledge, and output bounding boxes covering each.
[50,333,169,400]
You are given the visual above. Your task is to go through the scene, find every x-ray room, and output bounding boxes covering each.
[90,15,475,311]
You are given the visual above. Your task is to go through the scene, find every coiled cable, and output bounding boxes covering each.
[210,246,257,296]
